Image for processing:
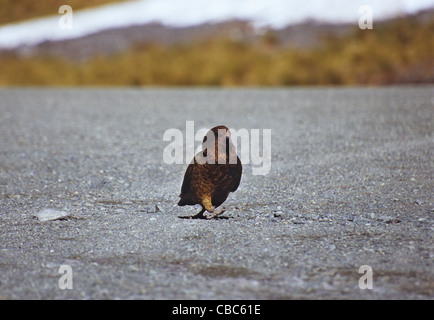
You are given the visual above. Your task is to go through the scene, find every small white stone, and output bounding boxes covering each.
[35,208,70,222]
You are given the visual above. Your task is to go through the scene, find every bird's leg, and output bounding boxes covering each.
[207,207,226,220]
[191,208,207,219]
[178,208,207,219]
[201,197,215,216]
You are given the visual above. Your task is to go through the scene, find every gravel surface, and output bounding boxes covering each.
[0,87,433,299]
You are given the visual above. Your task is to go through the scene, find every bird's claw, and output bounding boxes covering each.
[178,208,226,220]
[206,208,226,220]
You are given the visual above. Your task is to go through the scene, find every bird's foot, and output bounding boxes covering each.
[178,209,207,219]
[206,207,226,220]
[178,215,207,219]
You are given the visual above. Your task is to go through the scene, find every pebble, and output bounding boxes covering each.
[34,208,71,222]
[155,205,165,213]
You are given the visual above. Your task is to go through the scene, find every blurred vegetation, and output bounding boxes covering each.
[0,14,433,86]
[0,0,127,24]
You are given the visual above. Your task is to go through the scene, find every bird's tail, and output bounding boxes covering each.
[178,194,195,206]
[178,195,187,206]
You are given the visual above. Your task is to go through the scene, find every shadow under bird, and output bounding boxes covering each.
[178,125,242,219]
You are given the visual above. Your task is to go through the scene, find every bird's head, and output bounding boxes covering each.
[201,125,236,164]
[202,125,231,145]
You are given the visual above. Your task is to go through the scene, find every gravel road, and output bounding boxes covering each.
[0,87,433,299]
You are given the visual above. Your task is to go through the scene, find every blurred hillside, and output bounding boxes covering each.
[0,8,433,86]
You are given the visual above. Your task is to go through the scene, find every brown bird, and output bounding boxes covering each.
[178,125,242,219]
